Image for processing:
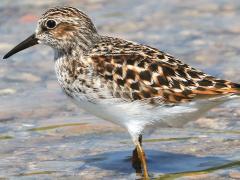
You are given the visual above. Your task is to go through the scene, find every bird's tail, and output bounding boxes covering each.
[192,79,240,95]
[230,82,240,94]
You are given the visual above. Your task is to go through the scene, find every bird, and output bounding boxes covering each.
[3,6,240,179]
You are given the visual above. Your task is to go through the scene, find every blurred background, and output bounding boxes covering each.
[0,0,240,179]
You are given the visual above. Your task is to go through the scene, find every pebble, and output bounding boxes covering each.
[0,43,14,51]
[0,88,16,96]
[19,14,38,23]
[6,73,41,83]
[0,114,15,122]
[229,171,240,179]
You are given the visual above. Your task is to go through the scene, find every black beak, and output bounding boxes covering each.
[3,34,39,59]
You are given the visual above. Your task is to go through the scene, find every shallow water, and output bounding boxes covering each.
[0,0,240,179]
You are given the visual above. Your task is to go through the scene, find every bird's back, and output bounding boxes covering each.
[84,36,240,104]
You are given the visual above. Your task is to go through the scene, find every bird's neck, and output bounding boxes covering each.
[54,33,100,61]
[53,33,103,86]
[54,48,88,89]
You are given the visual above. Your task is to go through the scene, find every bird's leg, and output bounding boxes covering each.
[132,135,142,174]
[132,134,149,179]
[136,140,149,179]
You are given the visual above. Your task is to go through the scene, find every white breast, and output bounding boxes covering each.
[68,94,235,141]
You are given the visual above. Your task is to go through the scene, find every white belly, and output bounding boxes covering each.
[69,93,236,140]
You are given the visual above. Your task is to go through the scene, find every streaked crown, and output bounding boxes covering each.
[36,7,99,51]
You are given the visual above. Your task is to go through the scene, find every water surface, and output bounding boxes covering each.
[0,0,240,179]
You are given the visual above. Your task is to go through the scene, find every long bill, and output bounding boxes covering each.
[3,34,39,59]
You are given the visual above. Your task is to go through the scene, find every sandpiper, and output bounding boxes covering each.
[3,6,240,179]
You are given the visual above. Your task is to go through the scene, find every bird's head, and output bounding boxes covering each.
[3,7,98,59]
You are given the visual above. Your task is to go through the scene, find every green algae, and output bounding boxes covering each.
[143,137,198,143]
[158,160,240,180]
[17,171,57,176]
[0,135,13,140]
[28,123,88,131]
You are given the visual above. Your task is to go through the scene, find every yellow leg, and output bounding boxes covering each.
[136,141,149,179]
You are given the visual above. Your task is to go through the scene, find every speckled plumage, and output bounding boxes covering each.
[55,35,240,103]
[4,6,240,178]
[35,7,240,136]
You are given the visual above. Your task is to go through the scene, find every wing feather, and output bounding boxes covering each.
[88,37,240,103]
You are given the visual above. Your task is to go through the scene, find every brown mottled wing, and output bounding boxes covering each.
[89,37,240,103]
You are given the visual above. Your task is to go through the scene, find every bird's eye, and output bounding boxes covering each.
[46,20,57,29]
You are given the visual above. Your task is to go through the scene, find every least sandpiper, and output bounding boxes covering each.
[3,6,240,179]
